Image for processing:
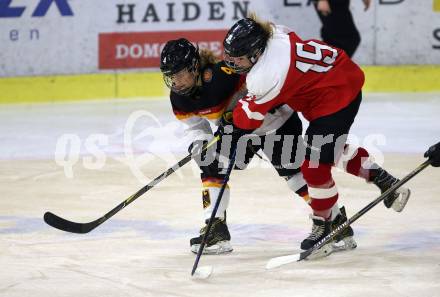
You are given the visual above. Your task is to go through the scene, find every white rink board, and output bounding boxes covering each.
[1,0,440,77]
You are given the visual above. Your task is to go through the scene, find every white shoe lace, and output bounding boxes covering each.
[306,215,325,240]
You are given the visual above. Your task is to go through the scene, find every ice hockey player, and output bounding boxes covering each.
[159,38,356,255]
[219,14,411,255]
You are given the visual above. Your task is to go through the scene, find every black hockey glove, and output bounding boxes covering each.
[424,141,440,167]
[215,112,251,144]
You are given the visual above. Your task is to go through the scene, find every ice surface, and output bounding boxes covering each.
[0,94,439,297]
[1,93,439,160]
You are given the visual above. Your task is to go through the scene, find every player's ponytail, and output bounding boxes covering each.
[199,49,221,68]
[248,12,273,40]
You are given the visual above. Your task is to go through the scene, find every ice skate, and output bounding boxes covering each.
[331,206,357,252]
[372,168,411,212]
[300,215,334,259]
[190,217,233,255]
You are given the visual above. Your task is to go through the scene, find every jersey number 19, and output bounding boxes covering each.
[295,41,338,73]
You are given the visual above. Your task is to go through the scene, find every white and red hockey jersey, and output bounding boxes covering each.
[232,25,365,130]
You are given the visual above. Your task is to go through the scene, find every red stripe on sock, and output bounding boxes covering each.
[346,146,370,179]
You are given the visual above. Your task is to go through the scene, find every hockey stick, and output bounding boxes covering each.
[266,159,432,269]
[44,135,221,234]
[191,146,237,277]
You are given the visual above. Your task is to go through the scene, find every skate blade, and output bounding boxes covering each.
[332,236,357,252]
[392,188,411,212]
[191,241,233,255]
[306,243,333,260]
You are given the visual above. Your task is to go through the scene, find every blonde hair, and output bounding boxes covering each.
[248,12,273,39]
[199,48,220,68]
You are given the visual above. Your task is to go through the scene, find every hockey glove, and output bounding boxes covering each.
[424,141,440,167]
[215,112,250,143]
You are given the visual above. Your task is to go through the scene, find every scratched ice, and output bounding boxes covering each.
[0,95,439,297]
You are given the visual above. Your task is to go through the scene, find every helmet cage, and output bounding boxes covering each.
[160,38,200,96]
[162,61,199,96]
[223,45,264,74]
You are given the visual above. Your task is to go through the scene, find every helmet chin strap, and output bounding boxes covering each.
[166,62,201,96]
[238,54,259,73]
[249,48,263,65]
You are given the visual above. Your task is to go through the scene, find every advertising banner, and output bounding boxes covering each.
[1,0,439,77]
[99,29,228,69]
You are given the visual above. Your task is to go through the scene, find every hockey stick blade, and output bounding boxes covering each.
[266,253,301,269]
[266,160,431,269]
[44,136,221,234]
[44,211,101,234]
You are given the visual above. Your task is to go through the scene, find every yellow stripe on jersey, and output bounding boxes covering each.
[202,181,229,189]
[174,108,225,121]
[302,194,311,204]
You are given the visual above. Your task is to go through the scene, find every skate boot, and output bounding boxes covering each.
[190,217,233,255]
[300,215,333,259]
[371,168,411,212]
[331,206,357,251]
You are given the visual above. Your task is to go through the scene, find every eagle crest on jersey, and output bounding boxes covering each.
[202,69,213,83]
